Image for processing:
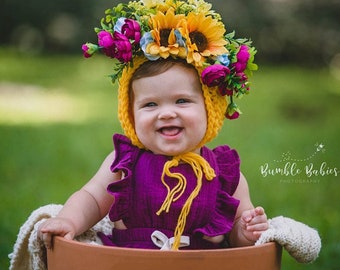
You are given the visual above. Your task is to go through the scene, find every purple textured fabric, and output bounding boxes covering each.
[100,134,240,249]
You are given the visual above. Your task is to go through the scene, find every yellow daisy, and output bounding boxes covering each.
[186,12,228,66]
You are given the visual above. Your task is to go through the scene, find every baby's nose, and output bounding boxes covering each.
[158,107,177,119]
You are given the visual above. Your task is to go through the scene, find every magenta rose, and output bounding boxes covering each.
[218,84,233,96]
[236,72,248,82]
[225,103,240,120]
[233,62,247,73]
[102,32,132,62]
[226,110,240,120]
[201,64,230,87]
[98,31,114,48]
[232,45,250,72]
[121,19,141,43]
[82,44,92,58]
[237,45,250,63]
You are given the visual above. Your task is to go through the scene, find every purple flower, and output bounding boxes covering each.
[233,62,247,73]
[232,45,250,73]
[226,103,240,120]
[81,43,98,58]
[218,84,233,96]
[236,72,248,82]
[98,31,114,48]
[226,110,240,120]
[82,44,92,58]
[120,19,141,43]
[237,45,250,63]
[201,64,230,87]
[102,32,132,63]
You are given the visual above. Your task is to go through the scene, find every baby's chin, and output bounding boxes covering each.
[150,147,201,157]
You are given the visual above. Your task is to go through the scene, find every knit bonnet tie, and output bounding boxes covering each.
[156,152,216,250]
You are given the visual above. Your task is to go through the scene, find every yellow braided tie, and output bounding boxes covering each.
[156,152,216,250]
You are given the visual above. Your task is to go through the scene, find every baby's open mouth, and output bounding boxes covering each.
[158,126,183,136]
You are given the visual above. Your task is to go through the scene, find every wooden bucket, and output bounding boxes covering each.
[47,236,282,270]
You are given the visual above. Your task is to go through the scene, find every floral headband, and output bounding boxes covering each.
[82,0,258,120]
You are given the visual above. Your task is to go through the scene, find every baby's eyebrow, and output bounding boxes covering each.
[134,96,157,106]
[171,92,198,99]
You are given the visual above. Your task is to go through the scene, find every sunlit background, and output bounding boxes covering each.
[1,0,339,269]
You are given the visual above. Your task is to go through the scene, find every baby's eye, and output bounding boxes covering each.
[143,102,157,108]
[176,98,190,104]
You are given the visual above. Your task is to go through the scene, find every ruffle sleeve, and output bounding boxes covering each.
[107,134,137,222]
[194,145,241,237]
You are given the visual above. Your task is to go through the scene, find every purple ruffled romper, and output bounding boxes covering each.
[99,134,240,249]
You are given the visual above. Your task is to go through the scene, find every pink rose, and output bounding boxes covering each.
[201,64,230,87]
[81,43,98,58]
[82,44,92,58]
[233,62,247,73]
[102,32,132,62]
[237,45,250,63]
[121,19,141,43]
[233,45,250,73]
[236,72,248,82]
[225,103,240,120]
[98,31,114,48]
[218,84,233,96]
[226,110,240,120]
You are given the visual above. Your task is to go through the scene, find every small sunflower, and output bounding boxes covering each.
[186,12,228,66]
[143,8,187,59]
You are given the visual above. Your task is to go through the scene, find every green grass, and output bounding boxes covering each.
[1,47,340,269]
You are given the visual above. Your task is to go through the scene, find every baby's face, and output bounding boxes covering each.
[132,64,207,156]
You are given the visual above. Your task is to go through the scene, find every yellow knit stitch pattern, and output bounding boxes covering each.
[197,80,227,149]
[118,57,148,149]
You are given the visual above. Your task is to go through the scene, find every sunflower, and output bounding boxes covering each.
[143,8,187,59]
[186,12,228,66]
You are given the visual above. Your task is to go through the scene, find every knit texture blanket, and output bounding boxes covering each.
[9,204,321,270]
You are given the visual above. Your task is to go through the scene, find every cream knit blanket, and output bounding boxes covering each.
[9,204,321,270]
[255,216,321,263]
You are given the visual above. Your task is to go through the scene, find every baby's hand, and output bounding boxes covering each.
[240,206,268,243]
[38,217,76,249]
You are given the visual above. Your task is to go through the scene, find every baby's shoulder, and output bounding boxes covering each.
[204,144,240,165]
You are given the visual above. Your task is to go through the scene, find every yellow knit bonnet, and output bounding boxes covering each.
[82,0,257,250]
[118,56,227,151]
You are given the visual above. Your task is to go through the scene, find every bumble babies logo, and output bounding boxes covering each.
[260,143,338,183]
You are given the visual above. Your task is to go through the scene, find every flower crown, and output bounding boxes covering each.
[82,0,258,120]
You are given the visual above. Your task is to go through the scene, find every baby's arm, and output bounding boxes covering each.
[228,173,268,247]
[38,151,120,249]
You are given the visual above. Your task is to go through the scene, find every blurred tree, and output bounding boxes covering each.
[213,0,340,66]
[1,0,339,66]
[0,0,114,53]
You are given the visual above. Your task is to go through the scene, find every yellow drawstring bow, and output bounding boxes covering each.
[156,151,216,250]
